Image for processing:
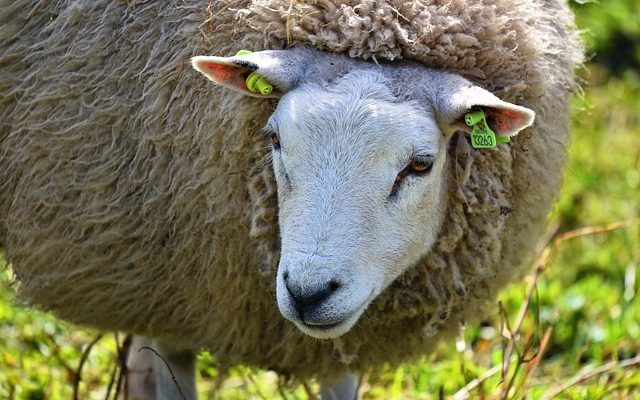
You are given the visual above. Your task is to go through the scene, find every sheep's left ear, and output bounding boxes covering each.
[191,50,309,98]
[435,78,535,138]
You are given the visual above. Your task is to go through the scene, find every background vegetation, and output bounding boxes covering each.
[1,0,639,398]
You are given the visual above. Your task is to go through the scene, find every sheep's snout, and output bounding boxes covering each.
[276,257,374,339]
[284,273,341,323]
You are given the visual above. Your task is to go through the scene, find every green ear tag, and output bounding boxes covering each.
[465,110,497,149]
[234,50,273,96]
[246,71,273,95]
[497,135,511,144]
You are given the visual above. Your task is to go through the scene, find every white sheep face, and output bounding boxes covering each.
[191,47,535,339]
[268,73,448,338]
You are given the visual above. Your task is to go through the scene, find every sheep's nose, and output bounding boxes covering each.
[284,273,341,321]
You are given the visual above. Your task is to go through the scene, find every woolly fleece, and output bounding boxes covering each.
[0,0,582,381]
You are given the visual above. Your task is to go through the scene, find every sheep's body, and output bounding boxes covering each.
[0,0,581,381]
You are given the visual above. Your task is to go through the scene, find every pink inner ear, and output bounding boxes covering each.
[200,62,251,93]
[489,108,524,134]
[201,62,238,84]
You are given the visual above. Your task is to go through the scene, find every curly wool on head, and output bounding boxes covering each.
[0,0,582,381]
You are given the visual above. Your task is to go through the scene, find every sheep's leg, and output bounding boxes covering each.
[150,340,197,400]
[319,373,360,400]
[124,336,156,399]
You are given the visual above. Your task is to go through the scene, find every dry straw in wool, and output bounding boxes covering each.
[0,0,582,380]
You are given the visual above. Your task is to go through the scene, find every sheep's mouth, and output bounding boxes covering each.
[293,290,376,339]
[295,315,357,339]
[301,320,342,330]
[302,308,358,328]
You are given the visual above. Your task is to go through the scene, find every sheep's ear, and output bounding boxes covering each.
[191,50,309,98]
[437,82,535,138]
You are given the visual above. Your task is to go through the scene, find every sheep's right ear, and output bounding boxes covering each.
[191,50,309,98]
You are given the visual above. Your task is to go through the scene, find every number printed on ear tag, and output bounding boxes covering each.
[465,110,498,149]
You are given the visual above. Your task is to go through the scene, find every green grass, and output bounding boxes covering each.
[2,4,640,398]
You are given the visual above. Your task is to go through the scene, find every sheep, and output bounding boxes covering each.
[0,0,582,398]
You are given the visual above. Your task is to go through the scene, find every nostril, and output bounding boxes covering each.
[329,279,340,292]
[286,281,335,315]
[283,271,289,282]
[285,279,294,297]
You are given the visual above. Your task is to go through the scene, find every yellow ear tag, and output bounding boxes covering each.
[234,50,273,96]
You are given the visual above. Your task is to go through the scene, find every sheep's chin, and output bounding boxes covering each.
[293,311,362,340]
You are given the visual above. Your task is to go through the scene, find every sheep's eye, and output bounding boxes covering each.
[389,155,434,199]
[271,134,281,150]
[407,157,433,175]
[261,126,281,150]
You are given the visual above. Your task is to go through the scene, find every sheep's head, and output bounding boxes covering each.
[192,48,534,339]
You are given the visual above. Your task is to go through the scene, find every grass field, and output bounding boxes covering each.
[1,2,639,399]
